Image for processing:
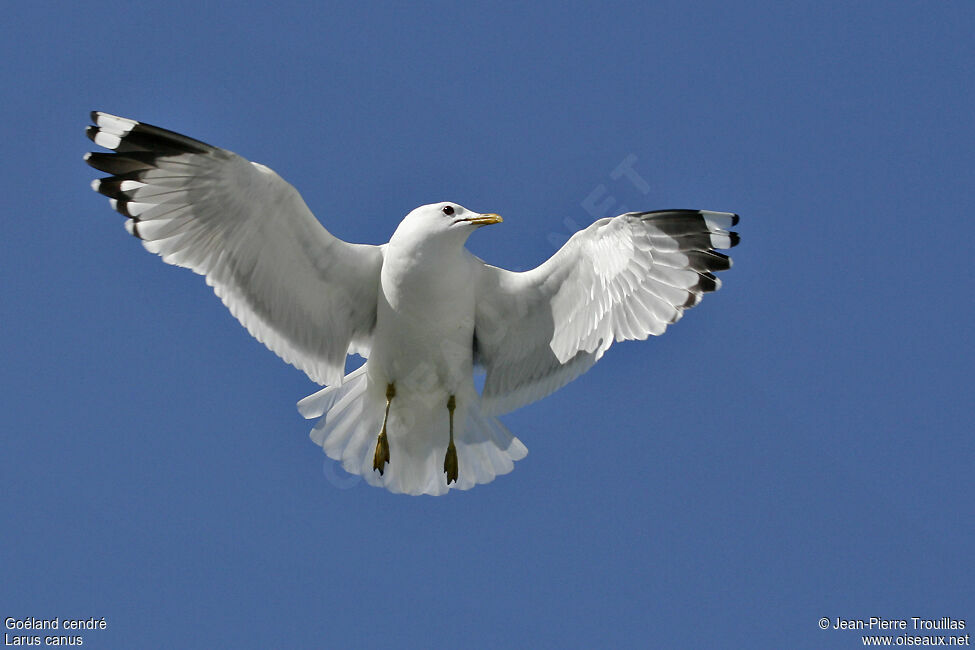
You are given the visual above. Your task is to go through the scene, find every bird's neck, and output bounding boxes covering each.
[387,228,469,269]
[382,234,475,306]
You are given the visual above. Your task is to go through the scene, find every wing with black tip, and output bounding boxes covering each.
[474,210,739,414]
[86,112,383,386]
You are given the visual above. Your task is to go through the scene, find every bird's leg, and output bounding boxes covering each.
[373,382,395,476]
[443,395,458,484]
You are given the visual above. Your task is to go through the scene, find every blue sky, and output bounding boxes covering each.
[2,1,973,647]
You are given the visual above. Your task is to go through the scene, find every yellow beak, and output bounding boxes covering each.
[463,213,503,226]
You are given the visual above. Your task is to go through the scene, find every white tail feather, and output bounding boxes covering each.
[299,363,527,496]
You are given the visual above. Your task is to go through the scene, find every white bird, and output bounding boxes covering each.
[86,111,740,496]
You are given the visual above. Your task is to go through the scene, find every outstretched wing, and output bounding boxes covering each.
[86,111,383,386]
[474,210,739,414]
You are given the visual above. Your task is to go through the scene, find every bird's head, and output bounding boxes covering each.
[392,202,502,248]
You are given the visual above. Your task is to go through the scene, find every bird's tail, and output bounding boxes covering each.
[297,364,528,496]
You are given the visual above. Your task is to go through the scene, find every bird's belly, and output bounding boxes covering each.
[370,277,476,397]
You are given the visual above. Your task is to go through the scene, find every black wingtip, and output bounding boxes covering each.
[83,151,99,170]
[85,112,214,156]
[730,213,740,227]
[85,151,157,175]
[729,232,741,247]
[94,177,122,198]
[114,198,137,218]
[698,272,719,293]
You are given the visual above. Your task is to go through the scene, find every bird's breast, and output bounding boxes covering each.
[379,247,474,317]
[373,247,477,389]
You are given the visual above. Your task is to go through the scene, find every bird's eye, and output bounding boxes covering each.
[442,205,455,216]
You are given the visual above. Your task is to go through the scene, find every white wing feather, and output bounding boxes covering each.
[86,112,382,386]
[474,210,739,415]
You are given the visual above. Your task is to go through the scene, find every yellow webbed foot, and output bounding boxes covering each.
[443,441,458,484]
[373,430,389,475]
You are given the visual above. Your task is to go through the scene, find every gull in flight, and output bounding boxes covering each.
[86,112,740,496]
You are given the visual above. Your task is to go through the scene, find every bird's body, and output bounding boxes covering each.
[298,206,527,494]
[376,220,478,398]
[367,222,480,491]
[86,111,740,496]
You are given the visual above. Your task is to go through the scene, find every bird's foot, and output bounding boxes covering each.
[373,430,389,476]
[443,440,458,484]
[373,382,395,476]
[444,394,459,484]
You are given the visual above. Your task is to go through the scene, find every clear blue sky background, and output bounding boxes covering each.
[2,2,972,648]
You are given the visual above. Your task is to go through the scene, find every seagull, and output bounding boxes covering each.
[85,111,740,496]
